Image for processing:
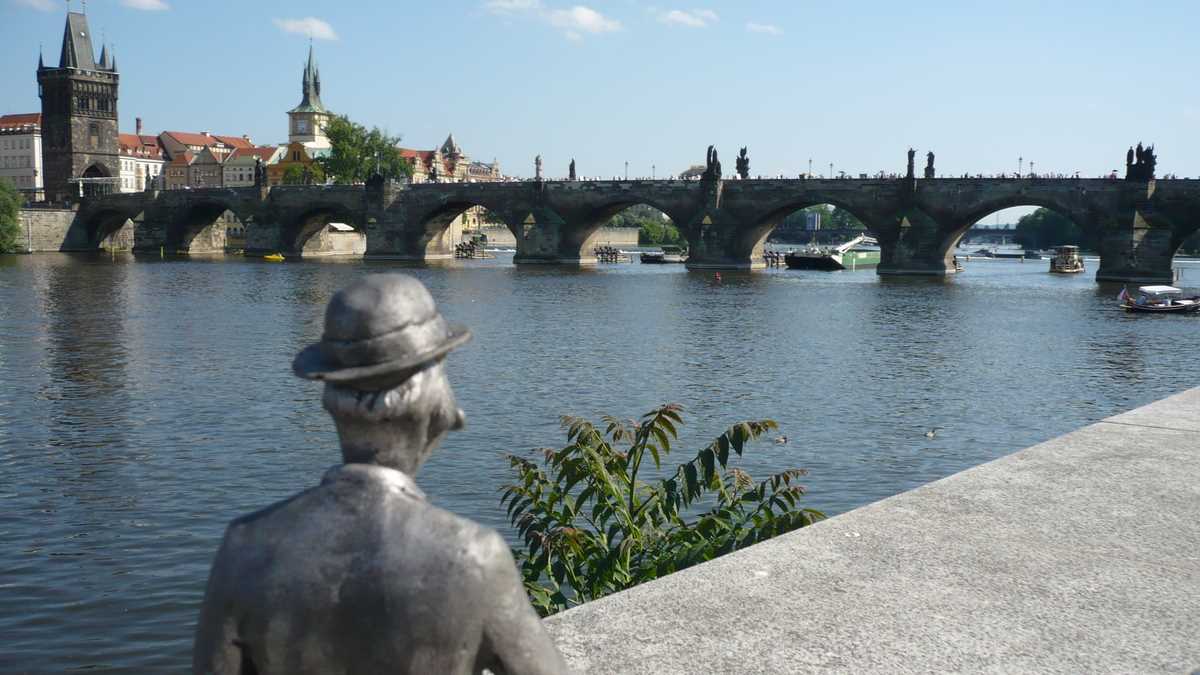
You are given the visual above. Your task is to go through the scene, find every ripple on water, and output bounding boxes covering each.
[1,253,1198,670]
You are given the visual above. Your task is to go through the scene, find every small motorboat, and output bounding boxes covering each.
[1049,245,1085,273]
[263,253,285,262]
[640,245,687,264]
[1119,285,1200,313]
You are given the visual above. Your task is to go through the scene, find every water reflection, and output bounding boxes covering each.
[1,253,1199,671]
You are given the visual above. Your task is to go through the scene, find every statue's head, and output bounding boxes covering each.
[294,274,470,473]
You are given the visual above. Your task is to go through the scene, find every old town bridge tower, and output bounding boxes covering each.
[37,11,120,201]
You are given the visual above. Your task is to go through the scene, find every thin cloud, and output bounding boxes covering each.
[14,0,57,11]
[547,6,621,35]
[121,0,170,10]
[746,21,782,35]
[484,0,542,13]
[482,2,620,39]
[659,9,718,28]
[273,17,339,41]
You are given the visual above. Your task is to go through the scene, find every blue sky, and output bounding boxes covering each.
[3,0,1200,183]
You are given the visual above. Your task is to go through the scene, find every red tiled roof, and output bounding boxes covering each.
[397,147,457,174]
[213,135,254,149]
[167,150,195,166]
[162,131,252,149]
[120,133,164,159]
[228,146,278,163]
[0,113,41,130]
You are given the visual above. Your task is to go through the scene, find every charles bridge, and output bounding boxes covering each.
[68,170,1200,283]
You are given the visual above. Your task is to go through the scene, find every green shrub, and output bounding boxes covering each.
[502,404,824,616]
[0,179,21,253]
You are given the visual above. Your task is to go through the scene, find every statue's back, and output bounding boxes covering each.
[197,464,510,675]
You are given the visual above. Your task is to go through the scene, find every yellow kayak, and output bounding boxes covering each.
[263,253,285,262]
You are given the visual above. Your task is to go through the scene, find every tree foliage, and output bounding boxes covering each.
[316,115,413,184]
[0,179,21,253]
[280,164,323,185]
[502,404,824,616]
[607,205,686,246]
[1013,208,1091,250]
[782,204,865,230]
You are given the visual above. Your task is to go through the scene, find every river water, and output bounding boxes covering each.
[1,252,1198,671]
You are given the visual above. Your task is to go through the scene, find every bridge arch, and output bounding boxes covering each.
[953,205,1090,264]
[285,202,366,257]
[579,201,685,255]
[165,197,252,255]
[942,196,1094,264]
[82,207,142,249]
[739,198,880,267]
[400,199,525,261]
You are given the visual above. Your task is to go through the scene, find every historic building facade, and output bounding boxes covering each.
[0,113,43,200]
[398,134,501,184]
[223,146,282,188]
[37,11,120,201]
[118,120,164,192]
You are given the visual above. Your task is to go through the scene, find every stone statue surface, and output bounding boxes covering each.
[193,274,566,675]
[704,145,722,180]
[736,147,750,180]
[568,158,576,181]
[924,151,935,179]
[1125,141,1158,181]
[535,154,543,180]
[906,148,916,179]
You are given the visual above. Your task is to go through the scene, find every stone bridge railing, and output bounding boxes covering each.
[70,176,1200,283]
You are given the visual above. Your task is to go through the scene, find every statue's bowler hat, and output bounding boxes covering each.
[293,274,470,389]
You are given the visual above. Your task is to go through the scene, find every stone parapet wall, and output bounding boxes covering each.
[16,208,77,253]
[543,387,1200,673]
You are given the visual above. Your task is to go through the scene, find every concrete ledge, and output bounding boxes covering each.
[544,388,1200,673]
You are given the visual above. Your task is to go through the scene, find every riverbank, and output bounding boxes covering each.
[544,387,1200,673]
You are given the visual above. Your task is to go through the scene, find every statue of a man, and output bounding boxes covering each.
[193,274,565,675]
[569,158,576,181]
[535,154,543,180]
[736,147,750,180]
[906,148,916,178]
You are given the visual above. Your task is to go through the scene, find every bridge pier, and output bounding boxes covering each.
[511,210,599,266]
[1093,221,1179,284]
[872,209,962,277]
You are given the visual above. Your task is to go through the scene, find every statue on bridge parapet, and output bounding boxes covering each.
[193,273,566,675]
[736,147,750,180]
[704,145,722,180]
[1126,142,1157,181]
[568,158,576,181]
[924,151,935,179]
[906,148,916,179]
[534,154,543,181]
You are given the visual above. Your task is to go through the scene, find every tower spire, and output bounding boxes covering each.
[293,43,325,113]
[58,10,97,70]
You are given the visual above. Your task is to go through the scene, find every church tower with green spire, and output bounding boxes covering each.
[37,10,120,201]
[287,45,331,150]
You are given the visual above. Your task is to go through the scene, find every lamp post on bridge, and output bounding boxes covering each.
[808,158,812,178]
[624,161,628,181]
[829,162,833,179]
[652,164,655,180]
[1018,156,1023,178]
[1030,161,1035,177]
